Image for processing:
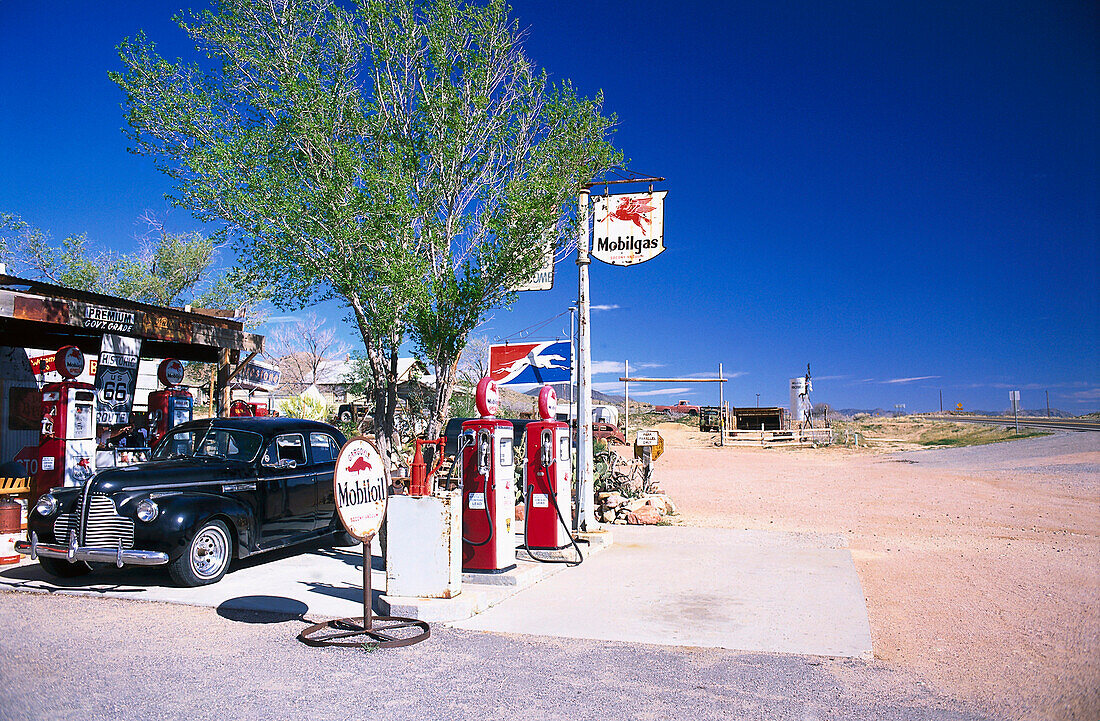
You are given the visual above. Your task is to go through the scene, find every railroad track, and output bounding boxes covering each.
[928,415,1100,433]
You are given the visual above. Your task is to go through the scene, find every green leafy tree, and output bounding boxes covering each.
[112,0,619,464]
[0,213,263,322]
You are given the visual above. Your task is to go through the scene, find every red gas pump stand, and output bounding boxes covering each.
[35,346,97,499]
[523,385,585,565]
[461,377,516,573]
[147,359,193,449]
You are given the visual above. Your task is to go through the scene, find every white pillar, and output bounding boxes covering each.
[624,359,630,440]
[575,188,596,531]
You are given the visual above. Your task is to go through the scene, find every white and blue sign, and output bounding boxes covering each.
[489,340,572,386]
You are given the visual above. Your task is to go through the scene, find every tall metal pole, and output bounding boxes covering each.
[569,305,576,427]
[939,389,943,413]
[575,188,596,531]
[624,359,630,441]
[718,362,725,447]
[1046,390,1050,418]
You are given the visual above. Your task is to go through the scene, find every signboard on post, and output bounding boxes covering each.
[489,341,571,386]
[334,438,388,541]
[592,191,668,266]
[95,334,141,425]
[512,232,555,292]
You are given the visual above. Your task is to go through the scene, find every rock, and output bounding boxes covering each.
[624,498,649,512]
[599,509,617,524]
[626,505,663,525]
[644,494,677,515]
[604,493,626,508]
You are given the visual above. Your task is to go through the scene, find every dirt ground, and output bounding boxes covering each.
[646,422,1099,721]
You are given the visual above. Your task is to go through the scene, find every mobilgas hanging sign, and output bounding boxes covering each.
[333,438,388,541]
[591,191,668,266]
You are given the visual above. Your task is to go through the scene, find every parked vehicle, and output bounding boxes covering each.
[334,400,371,425]
[654,400,700,416]
[592,422,627,445]
[19,417,348,587]
[699,406,723,432]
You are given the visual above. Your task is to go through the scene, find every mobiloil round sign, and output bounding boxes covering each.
[333,438,388,541]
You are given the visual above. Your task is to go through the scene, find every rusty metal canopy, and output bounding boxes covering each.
[0,274,263,363]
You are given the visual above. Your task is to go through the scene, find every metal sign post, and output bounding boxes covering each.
[298,437,429,649]
[1010,391,1021,433]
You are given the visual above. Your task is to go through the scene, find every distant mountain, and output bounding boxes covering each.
[523,382,624,404]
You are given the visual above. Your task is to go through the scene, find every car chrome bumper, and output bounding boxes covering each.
[15,531,169,567]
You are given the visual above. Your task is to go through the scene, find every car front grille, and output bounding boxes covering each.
[53,494,135,549]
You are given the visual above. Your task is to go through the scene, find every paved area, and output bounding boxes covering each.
[0,533,608,623]
[0,592,987,721]
[455,525,873,658]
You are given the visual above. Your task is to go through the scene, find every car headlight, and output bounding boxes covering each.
[135,498,160,523]
[34,494,58,517]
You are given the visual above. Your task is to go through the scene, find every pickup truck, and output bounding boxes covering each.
[654,400,700,416]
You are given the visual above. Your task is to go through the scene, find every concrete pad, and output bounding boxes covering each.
[452,526,873,659]
[0,538,382,621]
[0,531,615,625]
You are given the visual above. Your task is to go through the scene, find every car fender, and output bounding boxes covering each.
[131,492,257,560]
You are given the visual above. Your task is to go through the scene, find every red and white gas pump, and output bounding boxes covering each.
[35,346,97,499]
[147,358,193,449]
[461,377,516,573]
[524,385,573,549]
[522,385,584,565]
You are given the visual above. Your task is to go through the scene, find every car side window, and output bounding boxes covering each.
[310,433,338,464]
[262,433,307,468]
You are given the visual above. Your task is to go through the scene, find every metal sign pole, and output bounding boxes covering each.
[363,537,372,631]
[575,188,595,531]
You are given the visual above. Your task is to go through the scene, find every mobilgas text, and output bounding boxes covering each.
[594,235,661,254]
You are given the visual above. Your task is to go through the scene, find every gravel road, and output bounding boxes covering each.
[0,591,988,721]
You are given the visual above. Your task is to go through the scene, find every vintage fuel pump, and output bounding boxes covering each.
[523,385,584,565]
[35,346,97,499]
[147,358,193,449]
[460,377,515,573]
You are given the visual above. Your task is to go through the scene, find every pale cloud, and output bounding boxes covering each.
[684,370,747,379]
[813,374,849,381]
[882,375,940,384]
[590,304,621,312]
[591,381,626,392]
[264,315,300,324]
[591,360,663,375]
[1069,388,1100,401]
[631,387,694,398]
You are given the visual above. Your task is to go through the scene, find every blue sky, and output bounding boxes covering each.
[1,1,1096,412]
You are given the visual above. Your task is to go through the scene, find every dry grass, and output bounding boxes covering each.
[831,416,1047,450]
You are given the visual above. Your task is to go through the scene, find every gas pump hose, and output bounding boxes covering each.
[461,480,495,547]
[521,470,586,567]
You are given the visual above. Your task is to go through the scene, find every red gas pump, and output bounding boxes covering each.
[35,346,97,499]
[147,359,193,449]
[523,385,584,565]
[461,377,516,573]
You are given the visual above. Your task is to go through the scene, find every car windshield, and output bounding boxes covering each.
[152,424,264,463]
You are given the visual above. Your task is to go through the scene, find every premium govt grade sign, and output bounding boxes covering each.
[334,438,389,541]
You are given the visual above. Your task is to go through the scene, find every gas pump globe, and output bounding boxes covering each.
[460,377,516,573]
[35,346,97,498]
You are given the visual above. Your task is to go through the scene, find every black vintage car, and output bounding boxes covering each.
[17,417,349,587]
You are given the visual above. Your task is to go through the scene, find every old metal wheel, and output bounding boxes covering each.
[169,519,232,587]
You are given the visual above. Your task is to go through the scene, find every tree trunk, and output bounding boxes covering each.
[427,355,460,439]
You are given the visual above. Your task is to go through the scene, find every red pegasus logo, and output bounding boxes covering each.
[346,456,373,473]
[600,196,656,233]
